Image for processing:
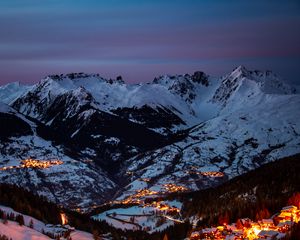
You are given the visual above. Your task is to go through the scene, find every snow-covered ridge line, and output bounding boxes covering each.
[1,66,298,127]
[0,82,32,105]
[0,65,299,213]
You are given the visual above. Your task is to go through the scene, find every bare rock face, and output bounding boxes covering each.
[191,71,209,86]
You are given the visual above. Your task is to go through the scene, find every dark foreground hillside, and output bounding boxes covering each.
[0,184,152,239]
[182,153,300,227]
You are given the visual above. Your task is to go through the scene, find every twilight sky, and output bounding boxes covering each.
[0,0,300,85]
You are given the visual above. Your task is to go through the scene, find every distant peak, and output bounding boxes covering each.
[152,71,209,86]
[191,71,209,86]
[63,86,95,104]
[2,81,22,88]
[230,66,279,80]
[69,85,91,97]
[74,85,87,93]
[234,65,248,72]
[47,72,103,81]
[230,65,250,79]
[46,72,125,84]
[220,66,297,96]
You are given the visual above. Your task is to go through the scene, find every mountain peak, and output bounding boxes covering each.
[152,71,209,86]
[0,81,32,105]
[46,72,125,85]
[47,72,102,81]
[212,66,297,106]
[235,65,248,72]
[230,66,280,82]
[229,65,250,79]
[70,86,94,103]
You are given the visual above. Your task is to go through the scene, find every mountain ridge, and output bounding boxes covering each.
[0,66,299,212]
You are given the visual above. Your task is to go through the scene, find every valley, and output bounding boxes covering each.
[0,66,299,239]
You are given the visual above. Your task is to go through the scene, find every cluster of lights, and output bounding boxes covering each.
[200,171,224,177]
[140,178,151,182]
[107,187,182,216]
[109,189,159,205]
[0,158,63,171]
[21,159,63,168]
[162,183,188,193]
[106,184,188,212]
[143,201,180,214]
[187,170,224,178]
[75,208,83,213]
[190,205,300,240]
[186,166,224,178]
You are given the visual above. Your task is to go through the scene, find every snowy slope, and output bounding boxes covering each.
[0,205,94,240]
[93,203,179,233]
[0,66,299,214]
[0,102,12,113]
[112,66,300,200]
[0,82,32,105]
[0,105,116,211]
[212,66,296,111]
[11,67,296,131]
[11,72,217,130]
[0,220,51,240]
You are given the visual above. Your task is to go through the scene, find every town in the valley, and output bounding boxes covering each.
[189,205,300,240]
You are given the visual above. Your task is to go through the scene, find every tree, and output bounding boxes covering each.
[288,222,300,240]
[155,216,166,227]
[288,192,300,208]
[16,214,24,226]
[63,230,72,239]
[255,208,270,221]
[8,212,15,221]
[93,229,101,240]
[29,219,34,228]
[2,213,8,225]
[0,234,11,240]
[130,216,135,223]
[218,211,230,225]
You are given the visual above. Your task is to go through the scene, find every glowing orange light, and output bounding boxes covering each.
[60,212,68,225]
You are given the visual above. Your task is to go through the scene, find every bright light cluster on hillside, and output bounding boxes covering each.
[0,158,63,171]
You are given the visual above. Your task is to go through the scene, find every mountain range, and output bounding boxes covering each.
[0,65,299,213]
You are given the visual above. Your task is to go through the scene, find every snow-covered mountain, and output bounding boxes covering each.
[0,82,32,105]
[0,103,116,210]
[0,66,299,211]
[9,71,221,131]
[119,92,300,198]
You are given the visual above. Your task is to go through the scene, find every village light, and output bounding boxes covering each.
[189,205,300,239]
[60,212,68,225]
[0,158,63,171]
